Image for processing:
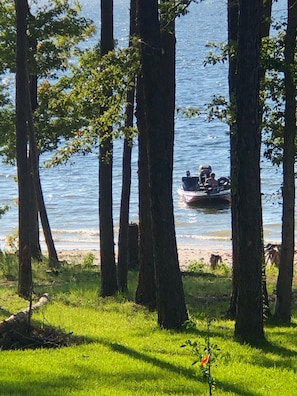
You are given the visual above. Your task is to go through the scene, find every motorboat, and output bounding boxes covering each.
[177,164,231,205]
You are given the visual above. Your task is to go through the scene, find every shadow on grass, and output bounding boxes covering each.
[97,337,262,396]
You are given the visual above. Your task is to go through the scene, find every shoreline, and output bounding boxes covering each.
[56,244,233,271]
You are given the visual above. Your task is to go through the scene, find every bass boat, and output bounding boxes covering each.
[177,164,231,205]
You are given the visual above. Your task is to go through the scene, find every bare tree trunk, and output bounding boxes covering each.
[27,113,60,267]
[28,70,42,260]
[15,0,32,299]
[135,73,156,309]
[117,0,137,292]
[28,164,42,261]
[259,0,273,317]
[228,0,272,320]
[136,0,188,328]
[274,0,297,323]
[99,0,118,297]
[227,0,239,319]
[234,0,265,344]
[24,70,59,266]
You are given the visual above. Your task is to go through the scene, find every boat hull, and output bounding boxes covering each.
[177,187,231,205]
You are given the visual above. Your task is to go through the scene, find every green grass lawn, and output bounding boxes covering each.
[0,255,296,396]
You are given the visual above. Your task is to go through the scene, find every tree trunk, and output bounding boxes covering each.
[99,0,118,297]
[28,163,42,261]
[274,0,297,323]
[28,33,42,260]
[227,0,239,319]
[234,0,265,343]
[228,0,272,319]
[25,71,59,267]
[15,0,32,300]
[117,0,136,292]
[259,0,273,317]
[135,74,156,309]
[27,119,60,267]
[136,0,188,329]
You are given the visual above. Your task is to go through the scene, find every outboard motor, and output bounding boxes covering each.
[199,164,212,184]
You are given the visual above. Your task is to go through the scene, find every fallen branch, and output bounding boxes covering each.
[0,293,50,334]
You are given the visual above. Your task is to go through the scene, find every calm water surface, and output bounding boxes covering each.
[0,0,288,251]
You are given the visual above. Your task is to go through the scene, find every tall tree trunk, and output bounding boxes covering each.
[228,0,272,319]
[26,80,59,267]
[136,0,188,329]
[259,0,273,317]
[28,162,41,261]
[135,74,156,309]
[274,0,297,323]
[227,0,239,319]
[117,0,136,292]
[15,0,32,299]
[28,30,41,260]
[234,0,265,343]
[99,0,118,297]
[26,11,58,265]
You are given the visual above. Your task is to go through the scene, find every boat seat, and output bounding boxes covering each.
[182,177,199,191]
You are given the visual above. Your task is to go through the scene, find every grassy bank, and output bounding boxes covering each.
[0,255,296,396]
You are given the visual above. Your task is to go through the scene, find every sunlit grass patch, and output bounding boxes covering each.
[0,253,296,395]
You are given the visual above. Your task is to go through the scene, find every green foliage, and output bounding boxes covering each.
[187,260,231,277]
[160,0,200,31]
[0,252,18,281]
[0,0,96,162]
[205,95,231,124]
[201,17,297,167]
[45,44,140,166]
[176,105,201,117]
[82,253,95,268]
[218,262,231,276]
[203,41,230,66]
[5,230,18,252]
[182,320,220,395]
[0,204,9,218]
[0,81,14,163]
[188,259,205,273]
[0,0,95,75]
[0,1,15,73]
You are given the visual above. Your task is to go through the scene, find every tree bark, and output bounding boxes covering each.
[15,0,32,300]
[28,165,42,261]
[228,0,272,319]
[259,0,273,317]
[136,0,188,328]
[117,0,136,292]
[28,28,42,261]
[274,0,297,323]
[99,0,118,297]
[227,0,239,319]
[234,0,265,343]
[27,94,60,267]
[135,73,156,309]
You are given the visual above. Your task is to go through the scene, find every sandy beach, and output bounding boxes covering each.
[57,245,233,271]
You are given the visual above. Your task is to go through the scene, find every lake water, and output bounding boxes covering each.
[0,0,288,252]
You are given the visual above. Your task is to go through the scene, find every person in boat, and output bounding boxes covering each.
[186,170,190,177]
[205,172,218,188]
